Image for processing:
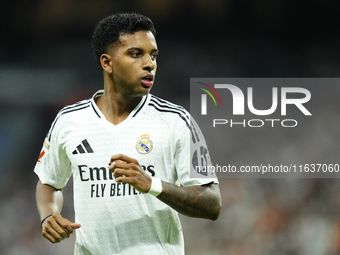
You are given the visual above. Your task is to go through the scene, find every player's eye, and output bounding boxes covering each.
[130,52,142,58]
[150,54,158,61]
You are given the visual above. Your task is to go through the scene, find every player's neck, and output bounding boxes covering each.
[96,88,142,125]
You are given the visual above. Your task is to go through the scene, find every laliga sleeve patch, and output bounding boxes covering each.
[37,150,45,162]
[44,140,50,149]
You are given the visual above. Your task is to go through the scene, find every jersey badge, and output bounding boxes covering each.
[136,132,153,154]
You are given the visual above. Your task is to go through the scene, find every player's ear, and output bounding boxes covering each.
[100,53,113,73]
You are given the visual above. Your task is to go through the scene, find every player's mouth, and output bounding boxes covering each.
[141,74,154,87]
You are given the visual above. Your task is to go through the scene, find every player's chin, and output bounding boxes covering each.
[140,85,153,94]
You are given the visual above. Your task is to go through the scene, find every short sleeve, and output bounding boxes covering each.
[174,114,218,186]
[33,118,72,190]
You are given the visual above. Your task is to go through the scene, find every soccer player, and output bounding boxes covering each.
[34,13,221,254]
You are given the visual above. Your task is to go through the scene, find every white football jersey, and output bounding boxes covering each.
[34,90,217,255]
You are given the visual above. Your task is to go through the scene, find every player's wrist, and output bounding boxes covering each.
[41,214,53,228]
[148,177,162,197]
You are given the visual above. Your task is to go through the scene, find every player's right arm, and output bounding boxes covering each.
[36,180,81,243]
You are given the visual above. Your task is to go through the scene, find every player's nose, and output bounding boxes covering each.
[142,55,156,71]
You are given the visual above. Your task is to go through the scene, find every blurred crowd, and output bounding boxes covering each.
[1,1,340,254]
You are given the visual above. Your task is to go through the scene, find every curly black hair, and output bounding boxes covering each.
[91,13,156,64]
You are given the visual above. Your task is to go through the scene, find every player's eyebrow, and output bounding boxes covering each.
[127,47,159,54]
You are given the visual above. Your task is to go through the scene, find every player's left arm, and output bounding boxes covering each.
[110,154,221,221]
[156,181,221,221]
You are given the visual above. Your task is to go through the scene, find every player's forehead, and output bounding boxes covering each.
[116,31,158,52]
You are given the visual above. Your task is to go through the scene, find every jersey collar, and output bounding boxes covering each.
[90,90,150,119]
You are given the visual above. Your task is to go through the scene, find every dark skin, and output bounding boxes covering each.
[110,154,221,221]
[36,30,221,244]
[36,181,81,243]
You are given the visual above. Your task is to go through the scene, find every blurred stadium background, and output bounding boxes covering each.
[1,0,340,254]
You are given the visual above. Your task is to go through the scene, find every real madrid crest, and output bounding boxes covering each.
[136,132,153,154]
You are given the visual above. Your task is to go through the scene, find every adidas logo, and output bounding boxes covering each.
[73,139,94,155]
